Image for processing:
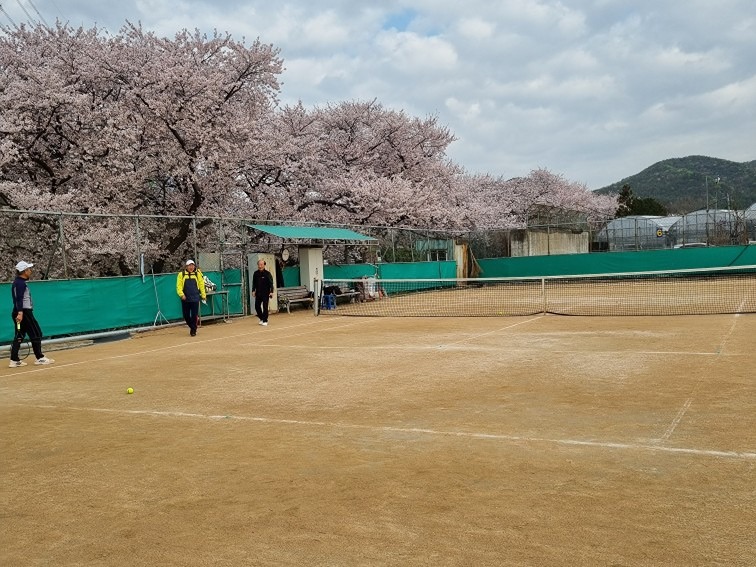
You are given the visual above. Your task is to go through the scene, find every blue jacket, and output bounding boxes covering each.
[11,276,33,312]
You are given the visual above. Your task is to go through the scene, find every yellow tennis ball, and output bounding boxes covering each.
[126,387,134,394]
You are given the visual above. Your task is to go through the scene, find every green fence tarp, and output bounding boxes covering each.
[285,261,455,288]
[0,270,244,344]
[476,245,756,278]
[323,261,456,281]
[3,247,754,344]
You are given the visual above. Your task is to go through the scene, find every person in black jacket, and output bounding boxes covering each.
[251,259,274,326]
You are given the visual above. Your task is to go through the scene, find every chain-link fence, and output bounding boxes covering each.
[3,208,756,280]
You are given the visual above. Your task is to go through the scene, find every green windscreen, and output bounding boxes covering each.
[0,270,244,344]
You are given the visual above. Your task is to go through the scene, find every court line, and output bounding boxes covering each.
[653,313,742,443]
[22,404,756,462]
[438,315,544,348]
[234,344,731,356]
[3,317,364,373]
[657,397,693,442]
[716,314,741,354]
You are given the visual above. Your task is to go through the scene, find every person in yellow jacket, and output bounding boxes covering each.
[176,259,206,336]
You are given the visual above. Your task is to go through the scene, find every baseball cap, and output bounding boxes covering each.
[186,259,195,266]
[15,261,34,272]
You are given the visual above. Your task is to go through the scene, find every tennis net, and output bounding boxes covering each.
[318,265,756,317]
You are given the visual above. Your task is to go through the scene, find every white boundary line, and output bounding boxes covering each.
[657,397,693,442]
[21,404,756,462]
[3,317,366,373]
[652,313,743,444]
[439,315,544,348]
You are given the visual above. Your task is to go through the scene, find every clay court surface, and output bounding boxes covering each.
[2,311,755,566]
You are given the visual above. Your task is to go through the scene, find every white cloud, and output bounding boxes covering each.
[375,31,458,73]
[2,0,754,189]
[456,17,495,40]
[655,46,730,72]
[300,11,351,46]
[444,97,483,122]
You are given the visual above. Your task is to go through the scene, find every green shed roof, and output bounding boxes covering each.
[248,224,377,245]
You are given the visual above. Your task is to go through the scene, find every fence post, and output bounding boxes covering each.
[192,216,198,262]
[135,216,141,275]
[59,213,68,279]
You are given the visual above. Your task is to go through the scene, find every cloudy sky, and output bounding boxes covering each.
[2,0,754,188]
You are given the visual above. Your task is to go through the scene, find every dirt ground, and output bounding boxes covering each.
[2,311,755,566]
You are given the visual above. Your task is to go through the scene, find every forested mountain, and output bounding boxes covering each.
[595,156,756,215]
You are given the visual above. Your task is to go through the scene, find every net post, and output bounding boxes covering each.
[541,277,546,314]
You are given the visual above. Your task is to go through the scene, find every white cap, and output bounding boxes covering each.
[15,261,34,272]
[185,259,195,266]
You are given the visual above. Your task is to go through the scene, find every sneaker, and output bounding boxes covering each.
[9,360,27,368]
[261,321,268,326]
[190,330,197,336]
[258,320,264,325]
[34,357,54,365]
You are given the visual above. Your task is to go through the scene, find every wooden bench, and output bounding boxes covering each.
[320,284,361,310]
[277,286,314,313]
[337,289,360,303]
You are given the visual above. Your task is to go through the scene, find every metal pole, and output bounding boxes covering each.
[192,217,198,261]
[541,277,546,314]
[59,213,68,278]
[135,216,141,277]
[705,177,709,245]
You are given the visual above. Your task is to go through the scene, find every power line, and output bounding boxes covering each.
[47,0,63,20]
[0,3,19,29]
[26,0,49,27]
[14,0,38,26]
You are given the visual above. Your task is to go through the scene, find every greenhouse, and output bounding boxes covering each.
[745,203,756,242]
[595,215,680,251]
[668,209,741,247]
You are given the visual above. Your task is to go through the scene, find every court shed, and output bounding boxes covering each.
[248,224,378,247]
[246,224,377,299]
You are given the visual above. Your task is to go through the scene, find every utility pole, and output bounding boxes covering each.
[705,175,721,245]
[705,176,709,245]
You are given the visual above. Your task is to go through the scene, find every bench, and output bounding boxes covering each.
[320,284,361,310]
[277,286,314,313]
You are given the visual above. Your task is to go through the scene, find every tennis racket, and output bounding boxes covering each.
[15,319,31,361]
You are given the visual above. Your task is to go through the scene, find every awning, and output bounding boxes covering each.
[248,224,377,245]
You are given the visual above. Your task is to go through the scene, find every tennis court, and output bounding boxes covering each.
[2,310,755,566]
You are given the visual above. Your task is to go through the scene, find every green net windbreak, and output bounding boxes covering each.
[318,265,756,317]
[0,270,244,344]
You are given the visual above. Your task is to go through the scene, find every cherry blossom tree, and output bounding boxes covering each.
[0,23,617,276]
[0,22,283,274]
[231,99,464,228]
[456,169,617,230]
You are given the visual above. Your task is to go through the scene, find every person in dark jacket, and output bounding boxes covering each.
[176,259,206,336]
[10,260,54,367]
[251,259,274,326]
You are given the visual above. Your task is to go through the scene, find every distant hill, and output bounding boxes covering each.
[594,156,756,215]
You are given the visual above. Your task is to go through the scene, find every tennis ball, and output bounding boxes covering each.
[126,387,134,394]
